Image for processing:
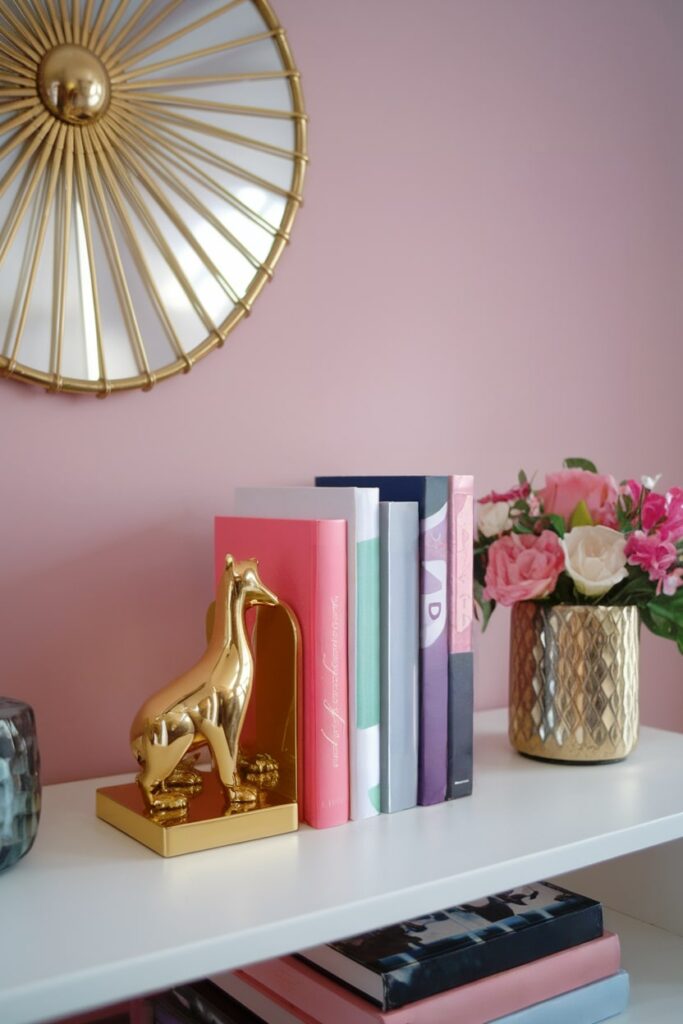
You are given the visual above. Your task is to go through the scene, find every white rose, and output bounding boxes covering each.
[478,500,513,538]
[561,526,628,597]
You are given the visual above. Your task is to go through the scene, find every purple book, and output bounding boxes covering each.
[317,477,449,804]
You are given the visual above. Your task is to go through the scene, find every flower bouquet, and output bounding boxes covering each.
[475,458,683,763]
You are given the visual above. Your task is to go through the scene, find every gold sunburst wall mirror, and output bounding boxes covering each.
[0,0,306,395]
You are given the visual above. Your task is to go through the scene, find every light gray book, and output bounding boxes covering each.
[491,970,630,1023]
[380,501,419,813]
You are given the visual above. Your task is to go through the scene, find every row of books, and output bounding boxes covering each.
[151,882,630,1024]
[214,475,475,828]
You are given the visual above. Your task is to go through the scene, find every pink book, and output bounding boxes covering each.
[217,932,620,1024]
[447,474,474,800]
[214,516,349,829]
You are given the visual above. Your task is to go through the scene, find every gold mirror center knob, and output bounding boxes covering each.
[38,45,111,125]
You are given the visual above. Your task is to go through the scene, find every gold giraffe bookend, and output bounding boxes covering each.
[96,556,301,857]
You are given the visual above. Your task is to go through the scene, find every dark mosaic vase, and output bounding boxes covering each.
[0,698,41,872]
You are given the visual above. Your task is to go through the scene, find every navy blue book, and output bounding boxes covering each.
[298,881,603,1011]
[317,476,449,805]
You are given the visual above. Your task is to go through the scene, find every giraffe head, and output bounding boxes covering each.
[226,554,279,610]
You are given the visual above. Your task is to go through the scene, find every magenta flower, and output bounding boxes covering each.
[641,492,667,531]
[484,531,565,606]
[661,487,683,542]
[480,482,531,505]
[625,530,678,582]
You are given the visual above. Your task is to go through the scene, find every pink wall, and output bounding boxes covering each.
[1,0,681,784]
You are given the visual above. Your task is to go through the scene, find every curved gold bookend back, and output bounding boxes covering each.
[248,600,301,804]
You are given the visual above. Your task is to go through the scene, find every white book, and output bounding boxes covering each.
[235,486,380,820]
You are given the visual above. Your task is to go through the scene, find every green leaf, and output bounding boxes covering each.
[641,588,683,650]
[564,457,598,474]
[473,579,496,631]
[569,500,594,528]
[518,469,528,485]
[548,514,566,538]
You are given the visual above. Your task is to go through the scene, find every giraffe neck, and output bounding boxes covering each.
[229,586,252,674]
[208,571,252,671]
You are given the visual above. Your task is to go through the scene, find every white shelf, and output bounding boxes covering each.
[2,709,683,1024]
[603,910,683,1022]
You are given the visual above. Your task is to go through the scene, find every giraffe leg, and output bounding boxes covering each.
[137,726,195,812]
[200,719,256,803]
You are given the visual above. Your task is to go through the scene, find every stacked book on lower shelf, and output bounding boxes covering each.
[151,882,630,1024]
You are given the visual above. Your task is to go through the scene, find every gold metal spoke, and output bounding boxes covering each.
[73,130,109,390]
[0,122,60,267]
[0,107,51,163]
[92,0,131,57]
[59,0,72,43]
[43,0,66,46]
[27,0,59,49]
[71,0,80,45]
[116,70,298,92]
[80,129,153,384]
[114,0,246,73]
[110,30,283,84]
[13,1,53,51]
[0,40,38,76]
[97,117,246,310]
[0,97,44,115]
[0,86,39,97]
[106,0,184,67]
[121,92,305,121]
[86,0,115,54]
[99,0,155,63]
[7,122,66,373]
[51,126,74,385]
[104,108,269,277]
[121,118,285,240]
[79,0,96,48]
[112,98,306,162]
[89,126,191,370]
[0,3,46,62]
[93,120,222,338]
[114,102,302,203]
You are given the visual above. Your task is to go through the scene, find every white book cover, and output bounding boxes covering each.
[234,486,380,820]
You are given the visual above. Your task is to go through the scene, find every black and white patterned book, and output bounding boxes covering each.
[298,881,603,1011]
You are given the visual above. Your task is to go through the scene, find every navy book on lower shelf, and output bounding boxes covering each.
[297,881,604,1011]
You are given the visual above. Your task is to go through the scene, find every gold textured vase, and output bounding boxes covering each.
[509,603,639,763]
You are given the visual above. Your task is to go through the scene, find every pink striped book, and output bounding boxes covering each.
[215,932,620,1024]
[214,516,349,829]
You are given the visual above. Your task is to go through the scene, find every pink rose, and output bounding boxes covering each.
[480,482,531,504]
[625,530,677,582]
[541,469,618,526]
[483,531,565,606]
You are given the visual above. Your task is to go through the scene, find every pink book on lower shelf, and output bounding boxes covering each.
[213,932,621,1024]
[214,516,349,829]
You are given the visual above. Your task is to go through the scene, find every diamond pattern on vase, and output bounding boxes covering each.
[508,603,639,763]
[0,698,41,872]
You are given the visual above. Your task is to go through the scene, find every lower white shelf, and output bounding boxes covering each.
[603,910,683,1023]
[1,709,682,1024]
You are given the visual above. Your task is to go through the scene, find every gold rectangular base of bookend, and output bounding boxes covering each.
[96,774,298,857]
